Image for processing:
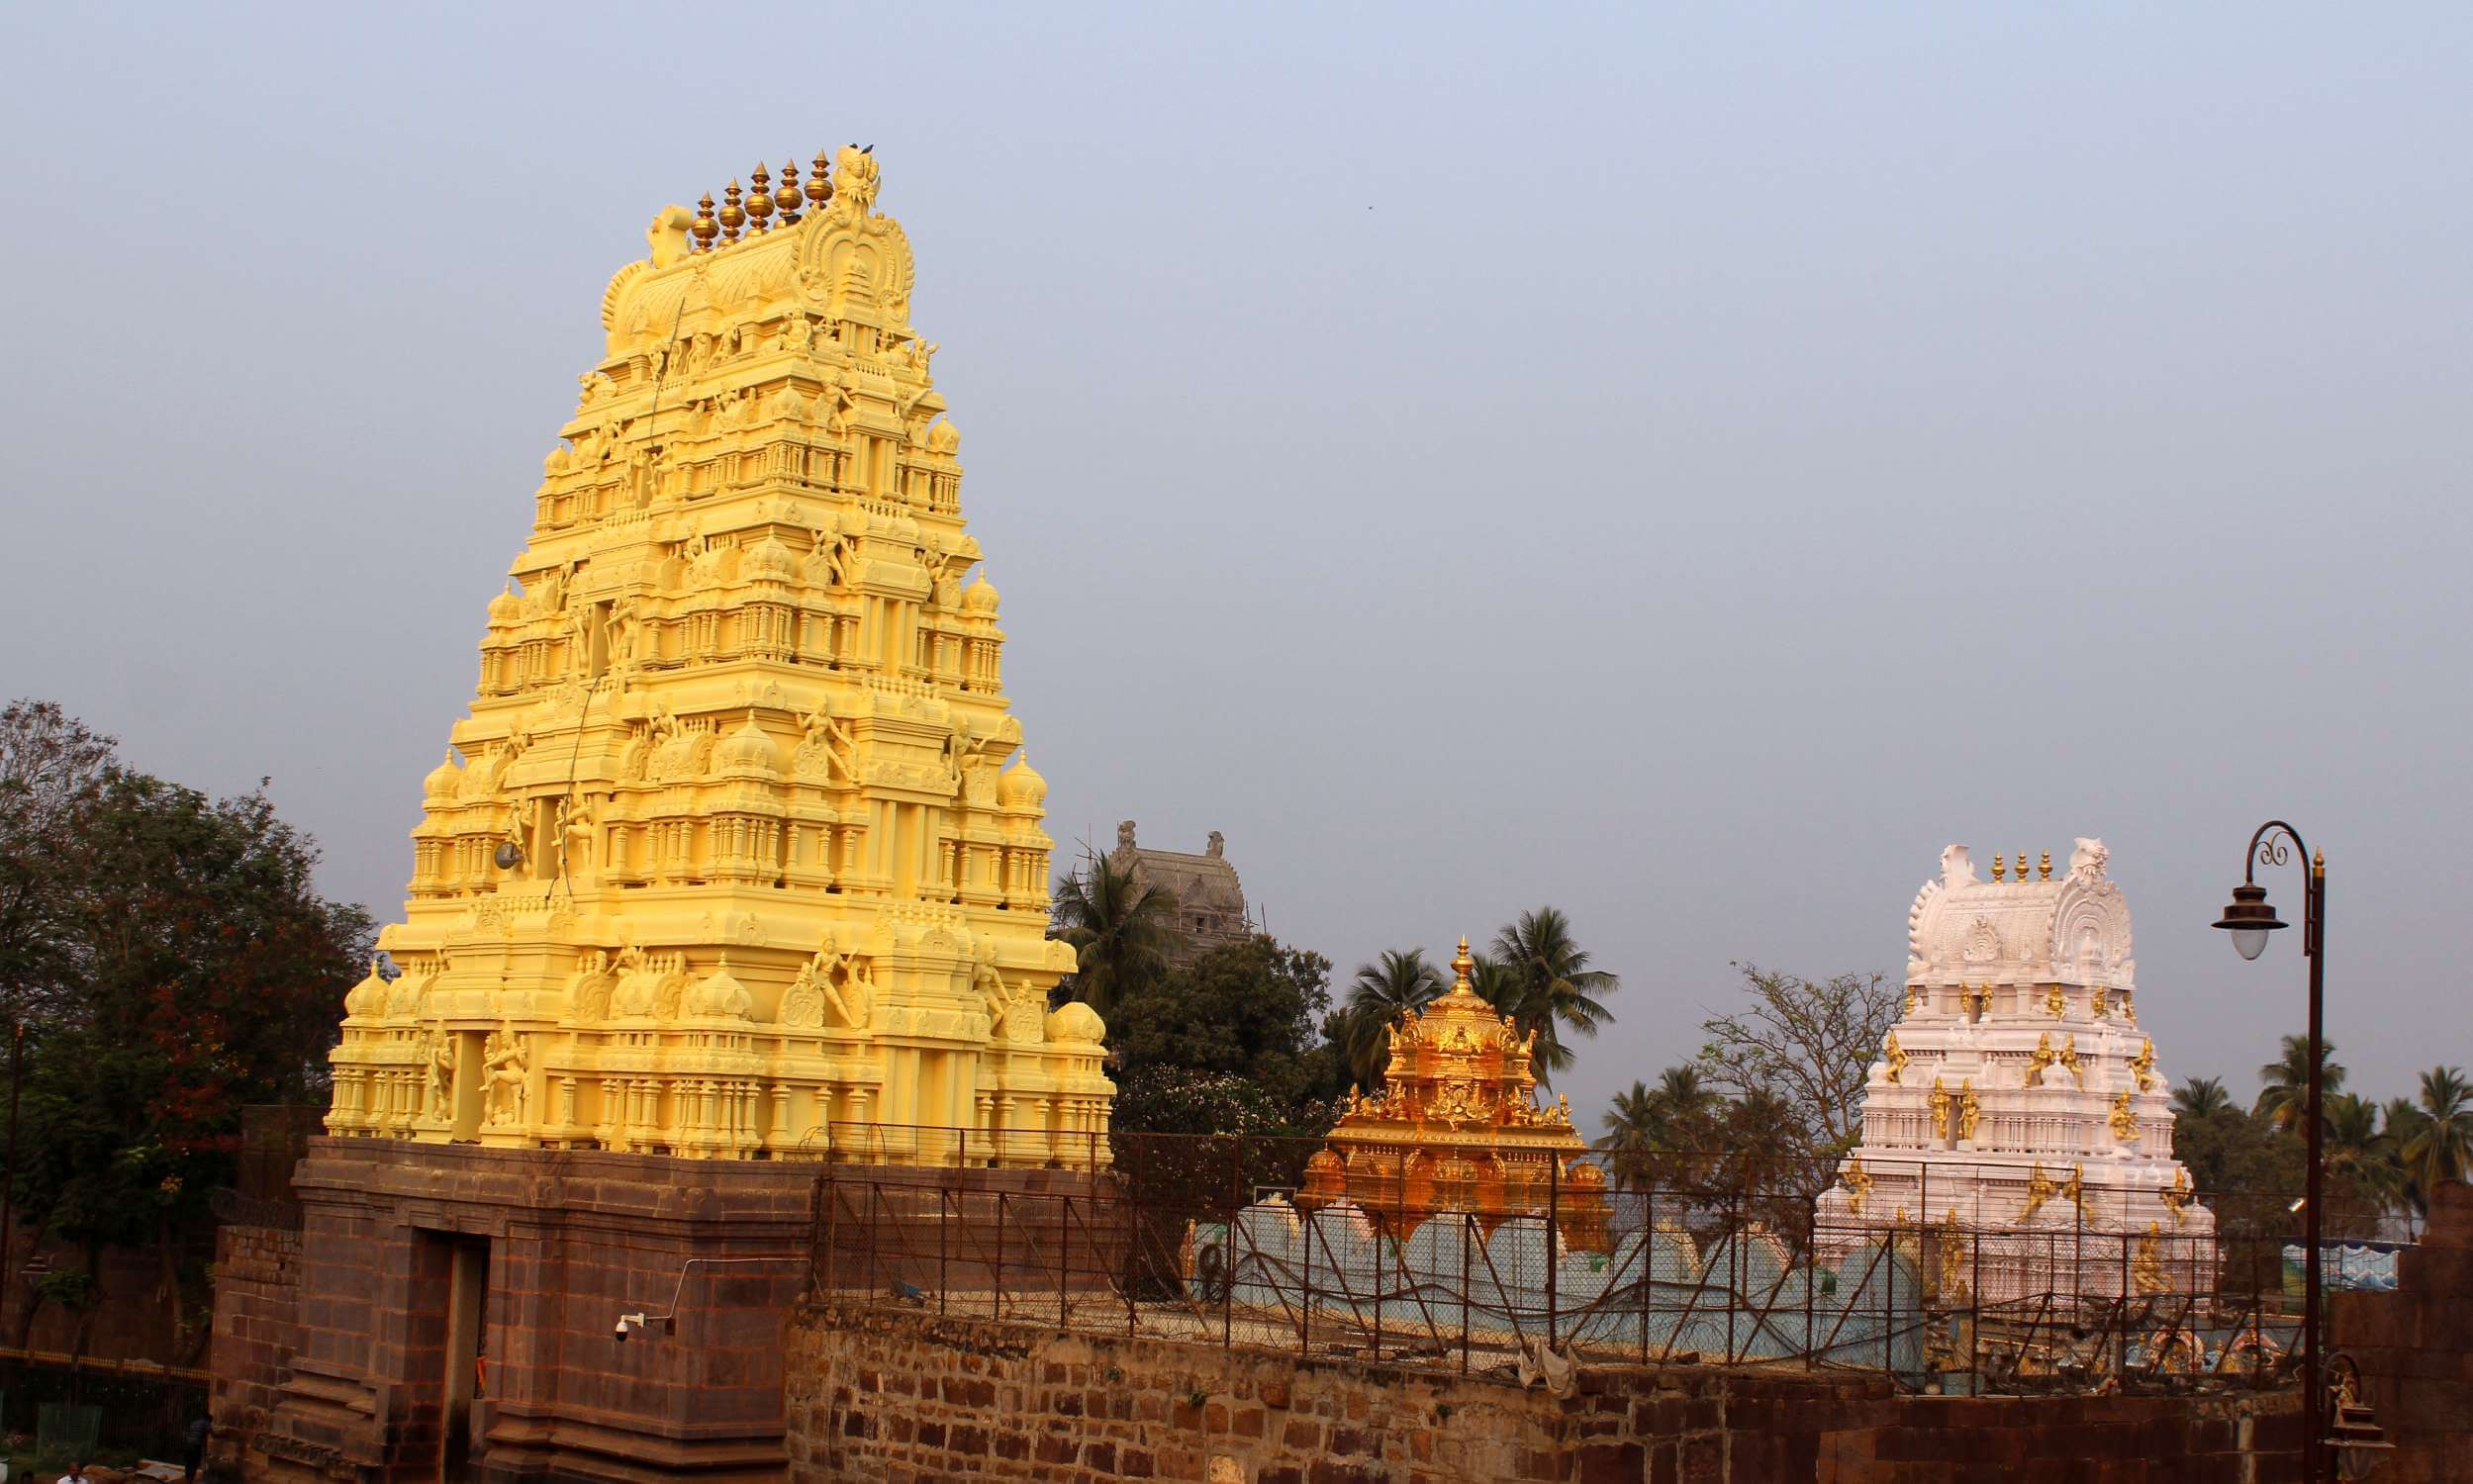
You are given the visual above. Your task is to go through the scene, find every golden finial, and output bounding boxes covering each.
[2040,851,2052,881]
[775,159,804,225]
[719,180,745,241]
[746,164,774,232]
[1450,935,1474,991]
[691,192,718,249]
[808,148,835,208]
[2313,849,2325,877]
[1992,854,2005,881]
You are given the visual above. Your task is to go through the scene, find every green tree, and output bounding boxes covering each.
[1332,948,1446,1091]
[2253,1034,2346,1134]
[0,699,116,1023]
[2322,1091,2405,1221]
[1483,907,1620,1085]
[1105,935,1338,1133]
[1595,1065,1722,1192]
[1695,963,1898,1159]
[2399,1065,2473,1205]
[0,729,371,1356]
[1049,852,1184,1019]
[2172,1075,2235,1120]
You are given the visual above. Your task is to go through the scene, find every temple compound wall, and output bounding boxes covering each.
[783,1300,2303,1483]
[219,144,1111,1480]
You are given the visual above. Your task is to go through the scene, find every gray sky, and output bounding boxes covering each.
[4,4,2467,1124]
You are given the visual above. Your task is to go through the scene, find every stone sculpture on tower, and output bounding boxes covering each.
[323,144,1111,1162]
[1814,840,2215,1300]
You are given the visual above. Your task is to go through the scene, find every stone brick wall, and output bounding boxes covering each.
[784,1300,2300,1484]
[2330,1179,2473,1483]
[210,1224,305,1465]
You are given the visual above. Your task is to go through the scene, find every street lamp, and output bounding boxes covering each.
[2212,820,2326,1482]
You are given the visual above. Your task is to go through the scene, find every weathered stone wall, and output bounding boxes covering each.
[785,1300,2302,1483]
[2330,1179,2473,1483]
[234,1139,818,1482]
[210,1224,305,1467]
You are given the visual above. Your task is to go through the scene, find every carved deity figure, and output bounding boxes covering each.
[2130,1038,2157,1092]
[482,1031,528,1126]
[2045,982,2067,1018]
[2069,838,2110,881]
[2021,1163,2059,1223]
[1841,1158,1873,1217]
[2026,1032,2057,1088]
[2132,1223,2169,1294]
[560,797,597,878]
[1114,820,1137,857]
[1882,1030,1907,1085]
[795,697,859,786]
[1957,1079,1981,1143]
[425,1030,456,1118]
[2162,1167,2194,1227]
[2057,1035,2084,1089]
[1929,1077,1951,1142]
[1206,830,1225,859]
[2109,1091,2141,1143]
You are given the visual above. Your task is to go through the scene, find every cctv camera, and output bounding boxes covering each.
[615,1319,629,1342]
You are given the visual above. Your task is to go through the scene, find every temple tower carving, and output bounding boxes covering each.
[1815,840,2215,1298]
[323,146,1111,1162]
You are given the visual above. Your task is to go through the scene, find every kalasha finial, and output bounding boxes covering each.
[1450,935,1475,991]
[807,148,834,208]
[2040,850,2052,881]
[746,164,774,232]
[719,180,745,241]
[775,159,803,225]
[1992,854,2006,881]
[691,192,718,249]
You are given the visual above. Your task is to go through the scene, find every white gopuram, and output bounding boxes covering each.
[1815,839,2217,1303]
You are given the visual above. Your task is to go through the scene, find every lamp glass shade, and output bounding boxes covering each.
[2230,927,2270,961]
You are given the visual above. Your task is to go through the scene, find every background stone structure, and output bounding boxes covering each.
[784,1300,2301,1483]
[1109,821,1251,964]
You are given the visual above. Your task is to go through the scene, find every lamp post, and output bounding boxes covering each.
[2212,821,2325,1483]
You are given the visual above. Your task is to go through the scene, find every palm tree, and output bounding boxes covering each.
[1594,1066,1724,1193]
[2172,1075,2235,1120]
[1048,852,1183,1019]
[2401,1065,2473,1199]
[1597,1081,1664,1191]
[1335,949,1446,1089]
[1486,907,1620,1087]
[2253,1035,2347,1134]
[2323,1092,2405,1223]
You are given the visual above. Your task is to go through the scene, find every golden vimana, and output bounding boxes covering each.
[325,146,1113,1162]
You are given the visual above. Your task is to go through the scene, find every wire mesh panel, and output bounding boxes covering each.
[808,1125,2387,1398]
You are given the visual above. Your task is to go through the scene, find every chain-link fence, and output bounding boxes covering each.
[810,1126,2395,1397]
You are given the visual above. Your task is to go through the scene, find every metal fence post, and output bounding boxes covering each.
[1059,1192,1072,1327]
[1547,1160,1560,1352]
[938,1181,950,1315]
[995,1190,1006,1322]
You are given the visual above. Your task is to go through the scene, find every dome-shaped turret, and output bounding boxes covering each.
[963,572,999,616]
[487,585,523,626]
[745,531,799,584]
[998,753,1046,809]
[927,418,961,455]
[423,749,463,803]
[687,956,752,1019]
[1044,1000,1104,1046]
[713,715,779,777]
[343,957,389,1020]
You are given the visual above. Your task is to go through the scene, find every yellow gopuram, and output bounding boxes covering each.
[1299,939,1609,1251]
[325,147,1111,1162]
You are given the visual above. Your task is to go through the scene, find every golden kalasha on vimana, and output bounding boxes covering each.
[1300,939,1611,1252]
[325,147,1112,1163]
